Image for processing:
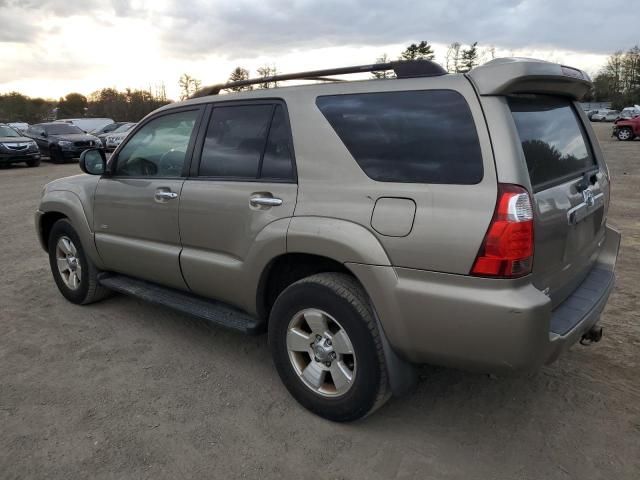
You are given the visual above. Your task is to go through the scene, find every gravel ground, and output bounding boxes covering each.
[0,122,638,479]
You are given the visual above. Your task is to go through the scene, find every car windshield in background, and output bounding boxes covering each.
[114,123,135,133]
[45,124,84,135]
[0,126,20,137]
[316,90,483,184]
[509,96,596,190]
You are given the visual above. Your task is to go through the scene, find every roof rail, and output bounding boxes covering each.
[190,59,447,98]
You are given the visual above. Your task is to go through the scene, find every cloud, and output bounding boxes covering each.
[150,0,638,58]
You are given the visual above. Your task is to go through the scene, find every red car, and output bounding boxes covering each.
[612,115,640,141]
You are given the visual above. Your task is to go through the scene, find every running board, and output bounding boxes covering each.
[98,274,262,335]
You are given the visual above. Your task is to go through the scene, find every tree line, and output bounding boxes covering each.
[589,45,640,109]
[0,86,170,124]
[212,41,489,93]
[5,41,636,124]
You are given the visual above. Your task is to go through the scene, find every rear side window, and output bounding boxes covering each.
[316,90,483,184]
[509,96,596,189]
[199,103,295,181]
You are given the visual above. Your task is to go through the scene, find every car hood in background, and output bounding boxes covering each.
[48,133,100,142]
[0,136,34,144]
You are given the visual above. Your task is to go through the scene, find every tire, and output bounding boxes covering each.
[49,146,63,164]
[48,219,109,305]
[25,158,40,167]
[268,272,390,422]
[616,127,634,141]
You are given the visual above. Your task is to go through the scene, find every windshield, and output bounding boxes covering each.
[114,123,136,133]
[0,126,20,137]
[44,124,84,135]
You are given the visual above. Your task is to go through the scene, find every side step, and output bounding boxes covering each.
[98,274,263,335]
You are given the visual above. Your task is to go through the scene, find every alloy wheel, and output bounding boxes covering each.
[55,236,82,290]
[286,308,357,397]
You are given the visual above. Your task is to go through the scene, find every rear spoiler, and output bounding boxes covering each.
[467,57,592,100]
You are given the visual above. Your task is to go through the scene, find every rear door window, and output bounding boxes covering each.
[508,96,596,190]
[315,90,483,184]
[198,103,295,181]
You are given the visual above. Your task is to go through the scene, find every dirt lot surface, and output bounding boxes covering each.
[0,123,638,479]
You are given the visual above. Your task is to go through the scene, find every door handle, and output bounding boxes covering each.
[155,190,178,201]
[249,195,283,207]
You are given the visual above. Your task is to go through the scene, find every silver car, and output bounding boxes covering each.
[591,109,620,122]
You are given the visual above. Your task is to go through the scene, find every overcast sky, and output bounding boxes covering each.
[1,0,638,100]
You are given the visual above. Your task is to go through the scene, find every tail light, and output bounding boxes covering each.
[471,184,534,278]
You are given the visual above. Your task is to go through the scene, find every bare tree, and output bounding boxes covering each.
[445,42,461,73]
[371,54,395,79]
[179,73,202,100]
[257,65,279,89]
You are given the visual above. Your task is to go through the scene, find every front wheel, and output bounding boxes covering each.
[616,127,634,141]
[48,219,109,305]
[25,158,40,167]
[269,273,390,422]
[49,146,64,163]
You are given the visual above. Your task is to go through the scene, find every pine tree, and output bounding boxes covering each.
[399,41,435,61]
[228,67,252,92]
[459,42,479,73]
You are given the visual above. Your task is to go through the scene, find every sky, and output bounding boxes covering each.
[1,0,638,101]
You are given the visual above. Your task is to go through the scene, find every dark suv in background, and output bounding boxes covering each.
[0,124,41,167]
[26,123,103,163]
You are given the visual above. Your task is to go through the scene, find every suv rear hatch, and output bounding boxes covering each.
[508,95,609,307]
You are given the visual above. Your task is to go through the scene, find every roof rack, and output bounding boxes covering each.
[190,59,447,98]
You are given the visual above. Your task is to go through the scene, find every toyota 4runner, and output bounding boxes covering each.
[36,58,620,421]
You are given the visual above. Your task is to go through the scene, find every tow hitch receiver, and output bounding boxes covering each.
[580,325,603,345]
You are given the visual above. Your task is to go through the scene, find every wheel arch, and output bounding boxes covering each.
[38,190,105,269]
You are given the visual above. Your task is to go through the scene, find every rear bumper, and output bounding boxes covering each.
[348,225,620,373]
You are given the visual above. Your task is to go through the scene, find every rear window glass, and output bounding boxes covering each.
[509,96,596,189]
[316,90,483,184]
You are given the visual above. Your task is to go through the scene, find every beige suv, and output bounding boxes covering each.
[36,58,620,421]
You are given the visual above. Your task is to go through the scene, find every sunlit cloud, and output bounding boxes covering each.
[0,0,636,100]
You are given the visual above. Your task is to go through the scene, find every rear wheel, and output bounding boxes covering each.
[48,219,109,305]
[616,127,633,141]
[269,273,389,422]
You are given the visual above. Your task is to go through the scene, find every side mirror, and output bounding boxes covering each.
[79,148,106,175]
[41,131,48,138]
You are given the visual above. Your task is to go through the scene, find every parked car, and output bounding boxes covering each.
[612,115,640,141]
[0,124,41,167]
[92,122,127,137]
[586,109,599,120]
[591,109,620,122]
[55,118,114,133]
[26,122,103,163]
[104,123,137,152]
[102,123,137,150]
[36,58,620,421]
[619,106,640,120]
[7,122,29,133]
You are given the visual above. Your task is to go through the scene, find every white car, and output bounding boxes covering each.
[620,105,640,119]
[105,123,137,151]
[591,110,620,122]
